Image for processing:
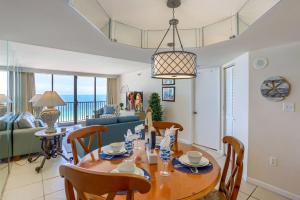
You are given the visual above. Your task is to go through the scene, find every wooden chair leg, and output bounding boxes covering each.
[126,191,134,200]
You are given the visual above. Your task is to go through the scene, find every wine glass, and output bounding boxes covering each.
[159,147,171,176]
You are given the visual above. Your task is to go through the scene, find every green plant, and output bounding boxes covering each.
[148,92,163,121]
[119,102,124,110]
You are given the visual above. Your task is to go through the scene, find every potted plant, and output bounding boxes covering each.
[119,102,124,110]
[148,93,163,121]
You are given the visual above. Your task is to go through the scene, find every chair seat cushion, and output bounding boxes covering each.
[201,190,227,200]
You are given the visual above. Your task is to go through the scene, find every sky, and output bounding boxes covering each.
[35,73,107,95]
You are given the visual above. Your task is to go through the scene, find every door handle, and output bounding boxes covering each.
[193,111,198,115]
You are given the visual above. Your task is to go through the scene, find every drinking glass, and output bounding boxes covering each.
[160,147,171,176]
[134,130,143,150]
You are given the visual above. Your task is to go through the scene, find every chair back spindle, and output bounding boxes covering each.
[67,125,108,165]
[219,136,244,200]
[60,164,151,200]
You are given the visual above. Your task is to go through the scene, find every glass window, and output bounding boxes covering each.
[53,75,74,123]
[96,77,107,110]
[96,77,107,101]
[77,76,95,121]
[35,73,52,94]
[0,70,7,95]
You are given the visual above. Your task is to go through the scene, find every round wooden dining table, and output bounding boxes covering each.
[78,142,221,200]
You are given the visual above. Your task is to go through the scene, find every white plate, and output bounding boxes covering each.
[178,155,210,167]
[102,145,127,155]
[111,167,144,176]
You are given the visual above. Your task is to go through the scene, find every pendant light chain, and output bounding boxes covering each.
[172,8,176,51]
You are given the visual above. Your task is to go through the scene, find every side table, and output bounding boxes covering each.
[28,128,71,173]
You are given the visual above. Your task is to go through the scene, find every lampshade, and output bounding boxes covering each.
[0,94,12,104]
[29,94,42,103]
[34,91,65,107]
[151,0,197,79]
[152,51,197,79]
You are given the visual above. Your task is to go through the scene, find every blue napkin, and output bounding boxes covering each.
[172,158,213,174]
[99,151,133,160]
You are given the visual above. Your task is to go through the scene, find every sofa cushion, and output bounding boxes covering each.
[86,117,118,126]
[94,108,104,118]
[34,119,45,127]
[15,112,36,129]
[0,112,14,131]
[117,116,139,123]
[0,120,6,131]
[104,106,115,114]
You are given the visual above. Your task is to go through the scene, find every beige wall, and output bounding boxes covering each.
[119,66,194,144]
[248,43,300,197]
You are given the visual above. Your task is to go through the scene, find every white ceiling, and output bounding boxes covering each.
[8,42,149,75]
[97,0,248,29]
[0,0,299,74]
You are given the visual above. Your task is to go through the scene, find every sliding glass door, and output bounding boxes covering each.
[77,76,96,121]
[96,77,107,112]
[34,74,107,124]
[53,75,74,123]
[35,73,52,94]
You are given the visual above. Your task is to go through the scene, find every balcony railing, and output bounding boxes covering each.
[70,0,281,48]
[57,101,106,123]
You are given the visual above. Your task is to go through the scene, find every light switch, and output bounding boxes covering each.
[283,102,295,112]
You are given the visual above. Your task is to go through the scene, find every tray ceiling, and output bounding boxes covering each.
[97,0,248,29]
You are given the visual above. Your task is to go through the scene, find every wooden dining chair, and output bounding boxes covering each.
[202,136,244,200]
[152,121,183,143]
[59,164,151,200]
[67,125,108,165]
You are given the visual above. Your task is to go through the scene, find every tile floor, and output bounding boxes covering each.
[1,147,291,200]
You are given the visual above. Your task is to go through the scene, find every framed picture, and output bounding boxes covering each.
[162,79,175,85]
[126,91,143,111]
[162,87,175,102]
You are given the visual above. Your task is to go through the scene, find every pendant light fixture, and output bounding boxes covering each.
[151,0,197,79]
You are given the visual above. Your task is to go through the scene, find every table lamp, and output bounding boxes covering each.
[0,94,12,104]
[29,94,43,117]
[34,91,65,133]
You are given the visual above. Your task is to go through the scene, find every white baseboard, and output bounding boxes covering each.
[247,177,300,200]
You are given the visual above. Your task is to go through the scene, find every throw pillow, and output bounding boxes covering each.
[0,119,6,131]
[94,108,104,118]
[0,113,11,131]
[34,119,45,127]
[16,113,36,129]
[104,106,115,114]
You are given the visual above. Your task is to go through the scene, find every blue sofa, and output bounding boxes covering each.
[80,116,144,158]
[0,113,15,159]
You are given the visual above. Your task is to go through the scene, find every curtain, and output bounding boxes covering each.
[106,78,118,105]
[13,71,36,113]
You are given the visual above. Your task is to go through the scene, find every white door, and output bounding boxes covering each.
[224,66,234,137]
[194,68,221,150]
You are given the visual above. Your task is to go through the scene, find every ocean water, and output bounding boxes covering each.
[58,95,107,122]
[61,95,106,102]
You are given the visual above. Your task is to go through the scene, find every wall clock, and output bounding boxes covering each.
[260,76,290,102]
